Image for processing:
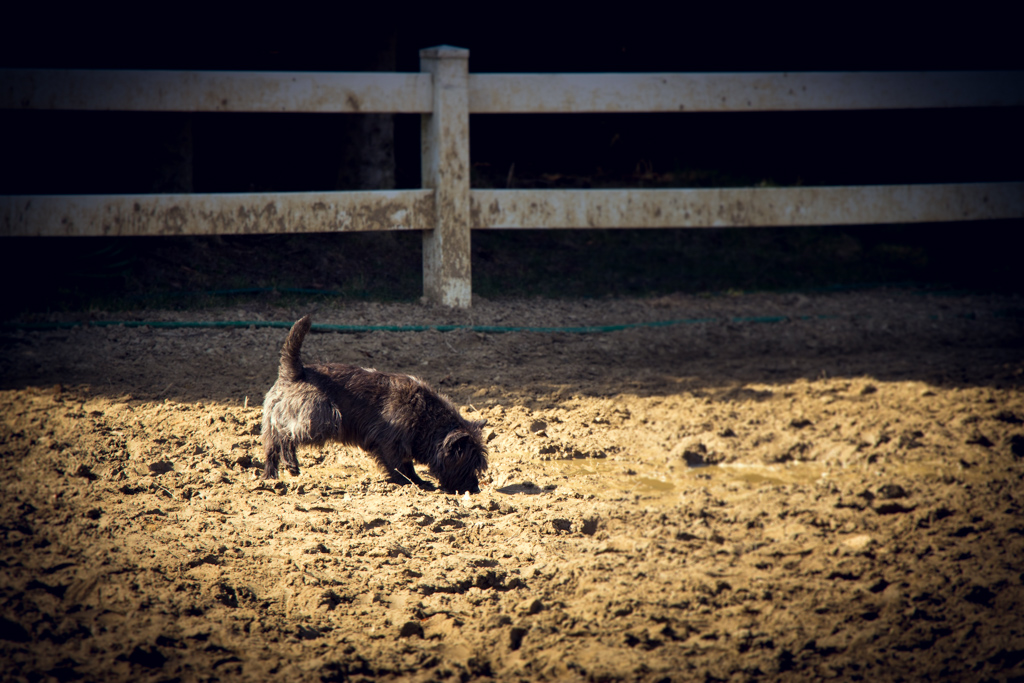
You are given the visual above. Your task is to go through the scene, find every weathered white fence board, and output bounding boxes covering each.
[2,190,435,237]
[8,69,1022,114]
[472,184,1024,229]
[2,69,434,113]
[468,71,1024,113]
[11,183,1016,238]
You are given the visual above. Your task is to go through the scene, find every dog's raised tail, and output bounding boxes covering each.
[279,315,312,382]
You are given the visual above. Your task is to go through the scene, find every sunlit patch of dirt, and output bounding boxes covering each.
[2,290,1023,681]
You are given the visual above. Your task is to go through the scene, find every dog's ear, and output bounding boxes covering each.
[471,419,488,429]
[442,428,474,452]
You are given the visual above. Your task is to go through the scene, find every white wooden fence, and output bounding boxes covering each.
[3,47,1023,307]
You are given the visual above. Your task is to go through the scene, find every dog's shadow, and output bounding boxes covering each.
[248,457,534,496]
[244,456,441,491]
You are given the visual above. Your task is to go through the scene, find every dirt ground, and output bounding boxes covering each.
[2,289,1023,682]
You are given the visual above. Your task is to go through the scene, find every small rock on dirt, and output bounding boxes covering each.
[877,484,907,499]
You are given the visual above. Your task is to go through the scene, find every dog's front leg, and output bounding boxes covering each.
[394,461,427,487]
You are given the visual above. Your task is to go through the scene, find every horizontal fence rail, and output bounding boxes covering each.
[2,190,434,237]
[3,51,1023,307]
[469,71,1024,113]
[471,184,1024,229]
[5,184,1022,237]
[6,69,1024,113]
[2,70,434,113]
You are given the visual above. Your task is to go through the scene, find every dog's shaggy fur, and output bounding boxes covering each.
[261,315,488,493]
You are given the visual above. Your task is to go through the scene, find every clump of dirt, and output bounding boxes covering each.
[2,289,1023,681]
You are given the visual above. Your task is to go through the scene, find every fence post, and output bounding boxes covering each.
[419,45,472,308]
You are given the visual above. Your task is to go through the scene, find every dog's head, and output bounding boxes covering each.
[435,419,488,494]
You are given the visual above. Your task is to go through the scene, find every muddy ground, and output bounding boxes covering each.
[2,289,1024,682]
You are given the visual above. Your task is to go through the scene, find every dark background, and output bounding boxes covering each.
[2,7,1022,315]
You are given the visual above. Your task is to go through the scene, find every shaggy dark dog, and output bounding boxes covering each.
[261,315,488,493]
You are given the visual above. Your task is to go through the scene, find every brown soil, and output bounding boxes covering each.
[2,289,1024,682]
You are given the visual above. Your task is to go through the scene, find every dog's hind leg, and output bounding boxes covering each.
[281,441,301,477]
[262,430,282,480]
[262,422,301,479]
